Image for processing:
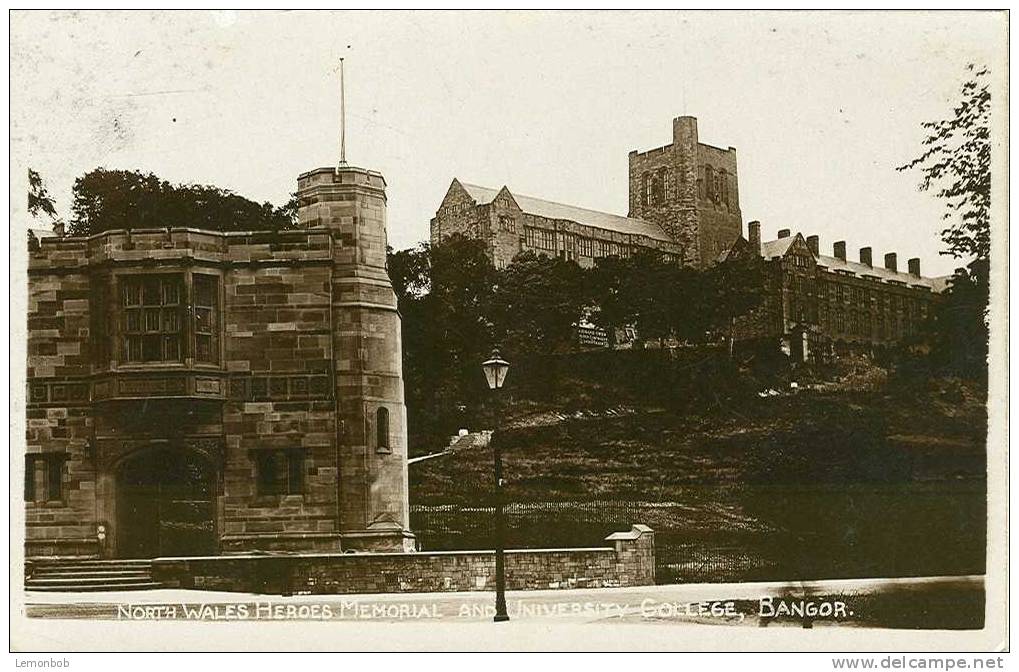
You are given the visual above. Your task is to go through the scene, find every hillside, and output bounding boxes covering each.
[408,366,987,584]
[411,375,985,501]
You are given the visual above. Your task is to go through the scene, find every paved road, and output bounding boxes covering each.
[21,574,983,628]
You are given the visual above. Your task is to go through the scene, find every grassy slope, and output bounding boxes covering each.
[408,373,987,582]
[410,378,986,504]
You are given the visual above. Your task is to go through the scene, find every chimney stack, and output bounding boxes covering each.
[834,241,846,261]
[806,235,819,255]
[860,247,872,267]
[908,257,921,277]
[777,228,791,239]
[52,221,65,237]
[884,252,898,272]
[748,221,761,255]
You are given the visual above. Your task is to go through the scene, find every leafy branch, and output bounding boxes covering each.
[897,64,990,265]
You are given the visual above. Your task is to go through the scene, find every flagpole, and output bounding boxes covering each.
[339,57,347,168]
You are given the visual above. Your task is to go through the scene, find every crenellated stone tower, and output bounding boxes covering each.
[296,165,415,552]
[628,116,743,268]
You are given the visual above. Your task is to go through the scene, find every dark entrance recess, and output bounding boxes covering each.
[117,448,216,558]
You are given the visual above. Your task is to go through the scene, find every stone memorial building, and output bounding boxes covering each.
[25,163,415,559]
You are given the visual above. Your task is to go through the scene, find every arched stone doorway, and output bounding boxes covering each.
[116,447,216,558]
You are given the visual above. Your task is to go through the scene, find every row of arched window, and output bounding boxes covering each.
[641,166,732,207]
[704,165,731,206]
[641,169,672,207]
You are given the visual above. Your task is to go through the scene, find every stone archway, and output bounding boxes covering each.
[116,447,216,558]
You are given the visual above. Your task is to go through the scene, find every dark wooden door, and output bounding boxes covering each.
[117,448,215,558]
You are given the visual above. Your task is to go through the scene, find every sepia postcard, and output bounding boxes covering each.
[8,9,1009,656]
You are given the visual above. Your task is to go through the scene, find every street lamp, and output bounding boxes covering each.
[482,348,510,623]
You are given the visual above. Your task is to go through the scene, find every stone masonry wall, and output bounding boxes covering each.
[628,144,698,266]
[152,525,655,595]
[485,200,684,270]
[696,142,742,266]
[296,166,413,552]
[26,240,97,556]
[431,179,686,270]
[429,180,485,246]
[220,259,340,552]
[26,227,349,557]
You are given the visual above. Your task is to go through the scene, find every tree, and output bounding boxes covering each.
[897,64,991,273]
[666,264,711,344]
[923,261,989,380]
[587,251,754,348]
[490,251,587,355]
[704,255,767,354]
[621,251,674,345]
[425,234,499,382]
[388,235,498,450]
[28,169,57,220]
[68,168,297,236]
[387,243,431,305]
[428,235,498,318]
[898,65,992,379]
[28,169,64,245]
[587,251,705,347]
[586,255,638,342]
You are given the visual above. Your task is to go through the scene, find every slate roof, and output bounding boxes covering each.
[458,181,672,242]
[815,253,950,291]
[759,236,951,291]
[760,237,795,259]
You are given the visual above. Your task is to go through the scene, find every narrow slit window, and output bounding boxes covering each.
[376,407,390,452]
[24,456,36,502]
[255,451,280,496]
[286,450,305,495]
[46,455,63,502]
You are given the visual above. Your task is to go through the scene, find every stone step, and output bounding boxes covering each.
[31,570,152,579]
[29,559,152,567]
[27,575,156,587]
[25,581,163,592]
[25,558,161,592]
[31,563,152,571]
[28,561,153,572]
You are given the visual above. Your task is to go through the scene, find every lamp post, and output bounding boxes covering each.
[481,348,510,623]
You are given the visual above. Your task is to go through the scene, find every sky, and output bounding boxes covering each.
[10,10,1007,277]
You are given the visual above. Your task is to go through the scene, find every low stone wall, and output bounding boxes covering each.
[152,524,654,595]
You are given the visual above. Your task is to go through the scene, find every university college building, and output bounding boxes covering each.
[25,164,415,559]
[431,115,949,360]
[431,116,741,269]
[723,225,949,362]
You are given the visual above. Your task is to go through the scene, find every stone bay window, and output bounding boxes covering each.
[97,270,221,368]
